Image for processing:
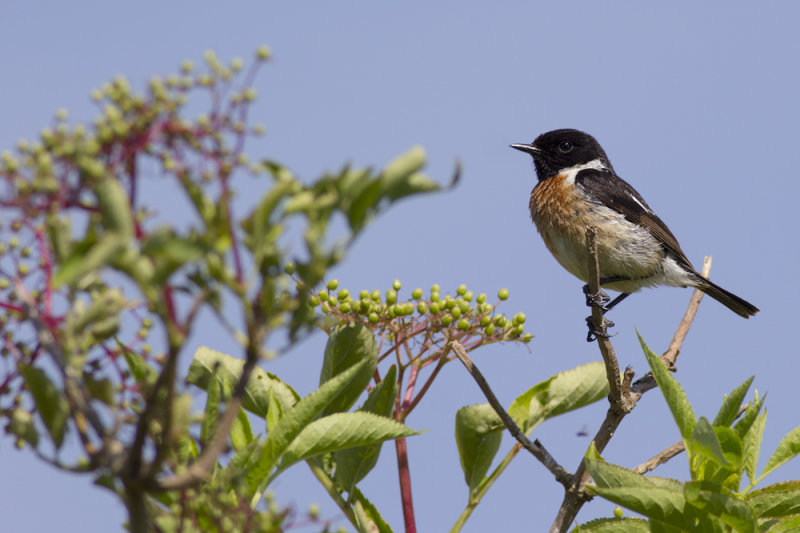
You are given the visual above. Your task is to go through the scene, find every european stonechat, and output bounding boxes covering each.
[511,129,759,319]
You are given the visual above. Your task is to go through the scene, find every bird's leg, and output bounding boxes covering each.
[583,277,629,342]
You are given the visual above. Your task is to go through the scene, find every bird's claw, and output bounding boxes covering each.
[585,316,616,342]
[583,284,610,309]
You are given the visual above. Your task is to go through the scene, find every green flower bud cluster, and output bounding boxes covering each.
[308,280,531,343]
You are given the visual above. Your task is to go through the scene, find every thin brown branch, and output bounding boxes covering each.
[450,341,572,487]
[632,440,685,475]
[662,256,712,368]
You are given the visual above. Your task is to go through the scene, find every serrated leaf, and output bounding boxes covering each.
[351,486,394,533]
[572,517,649,532]
[734,394,765,439]
[333,365,398,494]
[713,376,754,428]
[743,410,767,484]
[187,346,299,418]
[319,324,378,416]
[507,361,608,433]
[584,445,655,490]
[455,404,503,491]
[638,331,696,439]
[274,412,419,478]
[747,480,800,518]
[19,365,69,449]
[765,514,800,533]
[246,358,372,493]
[685,480,757,533]
[760,425,800,482]
[587,486,695,528]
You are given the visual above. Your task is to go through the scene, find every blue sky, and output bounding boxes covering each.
[2,2,799,531]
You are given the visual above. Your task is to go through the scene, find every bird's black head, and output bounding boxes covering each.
[511,129,612,181]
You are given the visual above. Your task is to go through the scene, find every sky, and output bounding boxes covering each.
[2,2,799,532]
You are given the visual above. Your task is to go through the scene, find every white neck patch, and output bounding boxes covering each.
[560,158,608,185]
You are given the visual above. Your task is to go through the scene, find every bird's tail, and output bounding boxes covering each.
[692,275,759,318]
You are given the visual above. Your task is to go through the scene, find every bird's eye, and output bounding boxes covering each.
[558,141,573,153]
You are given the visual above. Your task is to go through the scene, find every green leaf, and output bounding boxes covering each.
[201,374,222,444]
[319,324,378,416]
[572,517,649,532]
[734,393,765,440]
[350,486,394,533]
[265,387,285,434]
[333,365,398,494]
[742,410,767,484]
[246,358,373,493]
[760,424,800,482]
[688,417,730,468]
[764,515,800,533]
[19,365,69,449]
[187,346,299,418]
[713,376,754,428]
[685,481,757,533]
[747,480,800,518]
[455,404,504,492]
[587,486,697,529]
[95,176,134,237]
[274,412,419,478]
[507,361,608,433]
[121,343,158,386]
[638,331,696,440]
[379,147,427,198]
[230,408,254,451]
[584,444,655,490]
[54,233,127,287]
[141,228,208,283]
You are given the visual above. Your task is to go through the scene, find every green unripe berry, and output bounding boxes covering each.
[308,503,320,519]
[457,299,470,314]
[284,262,295,275]
[370,289,381,301]
[320,303,330,313]
[256,45,272,61]
[339,302,352,313]
[308,296,320,307]
[327,279,339,291]
[493,315,507,327]
[360,289,369,299]
[522,333,533,343]
[440,314,453,326]
[444,298,456,310]
[368,312,379,324]
[512,325,525,337]
[386,289,397,305]
[456,284,467,296]
[430,291,440,302]
[457,319,470,331]
[484,324,495,335]
[451,307,462,319]
[513,312,526,325]
[431,283,440,293]
[417,301,428,314]
[463,290,474,302]
[498,288,509,300]
[480,303,493,314]
[337,288,350,300]
[614,507,623,518]
[318,290,329,302]
[412,288,423,299]
[480,316,491,327]
[429,302,440,314]
[392,279,402,291]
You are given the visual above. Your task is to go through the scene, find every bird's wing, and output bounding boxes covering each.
[576,169,695,271]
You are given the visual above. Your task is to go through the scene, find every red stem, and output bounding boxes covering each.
[394,437,417,533]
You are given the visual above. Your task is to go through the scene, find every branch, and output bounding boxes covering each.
[451,341,572,487]
[632,440,685,475]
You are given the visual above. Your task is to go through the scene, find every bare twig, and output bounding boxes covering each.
[632,440,685,474]
[662,256,712,368]
[451,341,572,487]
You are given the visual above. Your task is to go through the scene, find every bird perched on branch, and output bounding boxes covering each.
[511,128,758,332]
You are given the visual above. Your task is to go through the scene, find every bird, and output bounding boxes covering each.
[510,128,759,324]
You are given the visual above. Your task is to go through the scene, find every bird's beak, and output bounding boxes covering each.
[510,143,540,156]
